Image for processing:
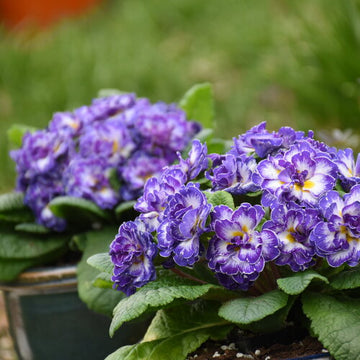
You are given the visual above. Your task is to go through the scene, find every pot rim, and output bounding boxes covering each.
[0,264,77,291]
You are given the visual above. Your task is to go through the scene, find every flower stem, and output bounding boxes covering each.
[269,261,281,282]
[170,267,208,284]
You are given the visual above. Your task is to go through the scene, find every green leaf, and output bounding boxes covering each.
[330,267,360,290]
[0,192,25,212]
[205,191,235,209]
[70,233,88,252]
[277,269,329,295]
[48,196,111,226]
[110,270,222,337]
[303,293,360,360]
[105,342,162,360]
[106,301,231,360]
[206,138,232,154]
[0,212,34,224]
[143,301,230,342]
[7,124,38,148]
[15,223,51,234]
[87,252,114,275]
[0,247,69,282]
[0,230,70,259]
[77,226,125,317]
[193,128,213,143]
[115,201,136,217]
[0,258,43,282]
[218,290,288,325]
[246,190,263,197]
[0,227,69,281]
[179,83,214,129]
[237,296,296,333]
[93,272,114,289]
[0,192,34,223]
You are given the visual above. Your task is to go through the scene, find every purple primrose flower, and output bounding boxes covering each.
[120,152,169,201]
[110,219,157,295]
[133,102,201,153]
[230,121,309,158]
[10,130,72,182]
[263,203,320,271]
[24,175,66,232]
[157,183,211,267]
[177,139,209,181]
[207,203,279,290]
[134,167,187,231]
[254,140,338,206]
[207,153,260,195]
[335,148,360,191]
[79,118,136,166]
[74,93,136,125]
[49,112,82,137]
[65,157,120,209]
[310,185,360,267]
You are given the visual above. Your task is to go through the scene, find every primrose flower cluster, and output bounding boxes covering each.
[110,122,360,295]
[11,94,201,231]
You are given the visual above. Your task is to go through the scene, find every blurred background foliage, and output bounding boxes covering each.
[0,0,359,191]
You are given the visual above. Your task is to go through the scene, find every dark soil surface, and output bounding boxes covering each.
[186,328,332,360]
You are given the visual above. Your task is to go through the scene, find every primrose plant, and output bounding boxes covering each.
[0,84,212,284]
[89,121,360,360]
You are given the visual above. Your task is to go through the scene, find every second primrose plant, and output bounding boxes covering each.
[89,121,360,360]
[0,83,217,312]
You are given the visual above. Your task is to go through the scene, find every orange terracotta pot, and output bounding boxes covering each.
[0,0,103,29]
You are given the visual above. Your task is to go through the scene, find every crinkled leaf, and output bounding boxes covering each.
[143,300,229,341]
[7,124,38,148]
[110,270,222,337]
[218,289,288,325]
[15,223,51,234]
[0,230,70,259]
[205,191,235,209]
[303,292,360,360]
[49,196,112,226]
[106,301,231,360]
[277,269,329,295]
[87,252,114,275]
[237,296,296,333]
[330,267,360,290]
[77,226,125,317]
[179,83,214,129]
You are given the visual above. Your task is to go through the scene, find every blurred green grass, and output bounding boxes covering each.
[0,0,359,191]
